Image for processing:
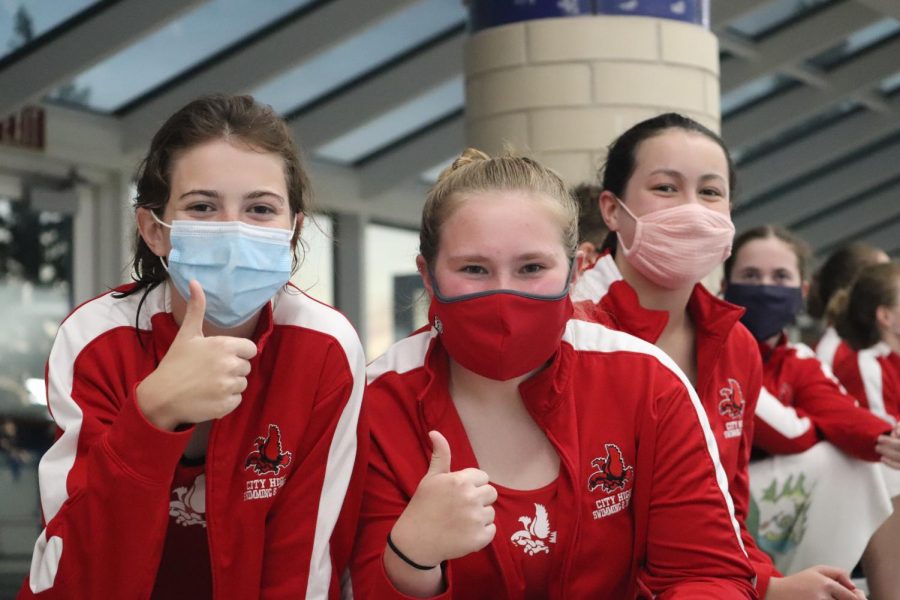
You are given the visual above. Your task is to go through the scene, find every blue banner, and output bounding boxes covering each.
[468,0,708,33]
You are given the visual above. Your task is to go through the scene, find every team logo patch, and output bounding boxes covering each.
[510,503,557,556]
[718,378,745,419]
[245,424,293,476]
[588,443,634,520]
[588,443,633,494]
[719,378,746,439]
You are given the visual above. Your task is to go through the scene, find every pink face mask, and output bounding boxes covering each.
[616,199,734,290]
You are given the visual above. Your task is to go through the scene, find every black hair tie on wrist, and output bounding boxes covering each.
[386,532,437,571]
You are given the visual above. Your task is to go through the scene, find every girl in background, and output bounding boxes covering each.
[807,243,888,369]
[831,262,900,599]
[723,225,900,593]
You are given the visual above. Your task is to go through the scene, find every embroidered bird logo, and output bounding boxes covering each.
[510,503,557,555]
[588,443,633,493]
[244,424,293,476]
[719,378,745,419]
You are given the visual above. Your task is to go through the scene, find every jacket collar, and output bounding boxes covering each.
[580,253,746,345]
[150,281,277,362]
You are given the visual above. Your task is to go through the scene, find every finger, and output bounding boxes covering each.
[232,358,252,378]
[478,483,498,506]
[875,442,900,461]
[176,280,207,340]
[483,505,495,526]
[232,377,248,395]
[813,565,854,588]
[882,456,900,469]
[828,583,862,600]
[455,467,490,487]
[214,337,258,360]
[427,431,451,476]
[221,394,243,416]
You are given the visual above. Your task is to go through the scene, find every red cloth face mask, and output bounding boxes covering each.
[428,271,574,381]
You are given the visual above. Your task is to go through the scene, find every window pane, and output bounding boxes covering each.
[0,193,67,562]
[365,223,427,359]
[291,213,334,306]
[0,1,101,63]
[49,0,316,112]
[254,0,466,116]
[316,77,464,165]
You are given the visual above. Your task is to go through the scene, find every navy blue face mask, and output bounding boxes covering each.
[724,283,804,342]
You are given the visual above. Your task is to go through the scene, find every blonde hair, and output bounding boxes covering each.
[420,148,577,267]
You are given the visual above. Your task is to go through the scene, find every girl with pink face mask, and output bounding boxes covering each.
[350,148,757,599]
[572,113,866,600]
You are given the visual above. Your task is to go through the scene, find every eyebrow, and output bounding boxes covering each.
[178,189,286,204]
[649,169,727,184]
[447,252,558,263]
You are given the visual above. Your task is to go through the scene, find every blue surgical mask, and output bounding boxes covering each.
[152,212,293,329]
[724,283,804,342]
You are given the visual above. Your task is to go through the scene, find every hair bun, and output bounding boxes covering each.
[436,148,491,183]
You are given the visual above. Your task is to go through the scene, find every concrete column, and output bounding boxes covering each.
[333,211,367,345]
[465,14,720,186]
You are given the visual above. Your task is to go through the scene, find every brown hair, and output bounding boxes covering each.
[724,225,812,282]
[571,182,607,247]
[419,148,577,268]
[808,242,887,320]
[126,94,311,295]
[831,262,900,350]
[598,112,735,254]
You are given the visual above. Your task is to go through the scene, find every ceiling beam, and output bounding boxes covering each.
[359,114,463,198]
[794,177,900,253]
[711,0,768,31]
[290,32,463,150]
[0,0,204,115]
[721,1,882,94]
[855,0,900,20]
[724,36,900,149]
[822,214,900,258]
[121,0,418,151]
[734,93,900,203]
[734,135,900,230]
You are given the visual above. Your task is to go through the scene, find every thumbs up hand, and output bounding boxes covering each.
[388,431,498,568]
[136,280,258,431]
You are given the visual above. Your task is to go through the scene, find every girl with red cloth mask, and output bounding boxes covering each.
[350,148,757,598]
[572,113,866,600]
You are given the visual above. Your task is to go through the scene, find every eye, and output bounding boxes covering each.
[521,263,545,274]
[700,187,725,199]
[461,265,487,275]
[185,202,215,213]
[247,204,277,215]
[653,183,677,193]
[738,269,760,283]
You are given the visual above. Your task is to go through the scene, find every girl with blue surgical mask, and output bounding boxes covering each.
[723,225,900,599]
[20,95,366,599]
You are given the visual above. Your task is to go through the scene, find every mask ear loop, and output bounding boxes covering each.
[149,210,172,272]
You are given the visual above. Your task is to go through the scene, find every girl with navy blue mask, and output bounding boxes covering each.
[21,95,367,599]
[723,225,900,598]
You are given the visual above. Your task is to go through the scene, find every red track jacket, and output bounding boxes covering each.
[571,253,772,597]
[754,335,891,460]
[350,320,756,599]
[833,341,900,424]
[18,282,366,599]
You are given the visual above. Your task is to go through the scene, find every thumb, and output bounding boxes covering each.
[426,430,451,476]
[176,280,206,339]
